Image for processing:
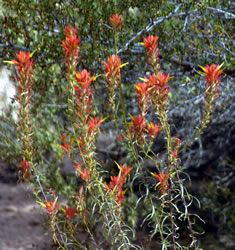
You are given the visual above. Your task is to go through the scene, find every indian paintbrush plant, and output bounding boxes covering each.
[8,13,224,249]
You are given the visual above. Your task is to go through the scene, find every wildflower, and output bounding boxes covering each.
[19,160,31,181]
[156,73,170,87]
[11,51,33,74]
[132,115,146,134]
[143,35,159,58]
[87,116,103,136]
[135,82,150,115]
[74,161,91,184]
[109,14,123,30]
[170,149,178,160]
[65,206,77,221]
[58,132,72,154]
[200,64,223,85]
[154,172,170,194]
[200,64,223,99]
[45,198,60,215]
[103,55,121,87]
[146,73,170,110]
[75,69,94,89]
[119,164,132,178]
[62,25,80,61]
[147,122,161,140]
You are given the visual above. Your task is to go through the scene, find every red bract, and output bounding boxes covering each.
[200,64,223,99]
[12,51,34,88]
[103,55,121,87]
[133,115,146,134]
[73,70,94,122]
[156,73,170,87]
[58,132,72,154]
[74,161,91,184]
[87,117,103,136]
[146,73,170,109]
[201,64,223,85]
[135,82,150,115]
[65,206,77,221]
[143,35,158,52]
[119,164,132,178]
[45,198,60,215]
[75,69,94,89]
[62,25,80,62]
[109,14,123,30]
[154,172,170,194]
[12,51,33,72]
[147,122,161,140]
[19,160,31,180]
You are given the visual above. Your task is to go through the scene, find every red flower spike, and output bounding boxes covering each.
[132,115,146,134]
[116,189,125,205]
[156,73,170,87]
[74,161,91,184]
[64,25,78,37]
[170,149,178,159]
[12,51,32,68]
[143,35,159,52]
[147,122,161,139]
[154,172,170,194]
[75,69,94,89]
[109,14,123,30]
[62,25,80,59]
[45,198,60,215]
[119,164,132,178]
[65,206,77,221]
[19,160,31,180]
[103,55,121,87]
[87,116,103,136]
[201,64,223,85]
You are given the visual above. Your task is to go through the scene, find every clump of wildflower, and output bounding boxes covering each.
[109,14,123,31]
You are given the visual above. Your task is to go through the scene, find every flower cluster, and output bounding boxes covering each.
[45,191,60,216]
[19,160,31,181]
[74,161,91,184]
[109,14,123,31]
[64,206,77,221]
[104,164,131,206]
[143,35,160,73]
[62,25,80,68]
[153,171,170,195]
[200,64,223,100]
[58,132,72,155]
[12,51,35,182]
[135,82,150,117]
[73,69,95,124]
[103,55,122,113]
